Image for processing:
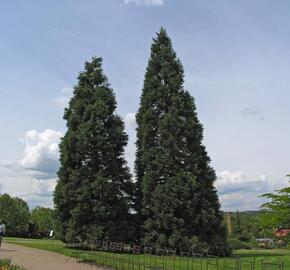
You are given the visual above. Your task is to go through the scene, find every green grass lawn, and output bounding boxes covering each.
[235,249,290,268]
[4,237,290,270]
[4,237,71,256]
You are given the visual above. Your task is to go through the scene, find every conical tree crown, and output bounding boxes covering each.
[54,57,133,243]
[135,29,228,254]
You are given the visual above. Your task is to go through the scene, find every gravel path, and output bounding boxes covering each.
[0,242,101,270]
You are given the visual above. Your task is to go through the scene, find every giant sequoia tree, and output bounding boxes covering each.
[54,57,133,243]
[135,28,228,253]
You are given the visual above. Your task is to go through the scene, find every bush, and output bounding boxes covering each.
[0,259,26,270]
[228,237,252,250]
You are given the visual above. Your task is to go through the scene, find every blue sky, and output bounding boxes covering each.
[0,0,290,210]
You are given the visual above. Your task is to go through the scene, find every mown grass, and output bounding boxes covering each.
[5,237,69,256]
[4,237,290,270]
[235,249,290,268]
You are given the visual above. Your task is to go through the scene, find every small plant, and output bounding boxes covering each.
[0,259,26,270]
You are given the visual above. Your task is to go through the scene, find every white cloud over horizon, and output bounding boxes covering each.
[0,112,137,209]
[215,171,273,211]
[0,129,62,208]
[0,126,288,211]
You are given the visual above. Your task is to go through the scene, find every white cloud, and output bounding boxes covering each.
[52,96,70,109]
[32,178,57,197]
[215,171,271,211]
[123,0,164,6]
[18,129,62,174]
[0,129,62,208]
[53,86,73,109]
[123,112,137,172]
[216,171,246,187]
[125,112,136,129]
[61,86,73,93]
[18,192,55,209]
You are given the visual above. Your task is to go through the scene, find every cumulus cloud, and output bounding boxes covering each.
[215,171,270,211]
[0,129,62,208]
[53,86,73,109]
[123,0,164,6]
[18,129,62,174]
[241,107,265,121]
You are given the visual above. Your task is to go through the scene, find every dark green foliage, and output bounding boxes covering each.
[135,28,228,254]
[231,211,261,241]
[0,194,30,237]
[54,57,133,243]
[228,237,253,250]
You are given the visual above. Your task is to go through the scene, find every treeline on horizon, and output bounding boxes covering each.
[0,193,55,238]
[2,190,289,251]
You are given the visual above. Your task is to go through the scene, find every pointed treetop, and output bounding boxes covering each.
[144,27,184,93]
[158,26,167,36]
[77,57,109,89]
[152,27,172,47]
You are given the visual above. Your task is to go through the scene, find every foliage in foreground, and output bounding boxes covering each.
[0,259,26,270]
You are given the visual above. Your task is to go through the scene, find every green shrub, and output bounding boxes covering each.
[228,237,252,250]
[0,259,26,270]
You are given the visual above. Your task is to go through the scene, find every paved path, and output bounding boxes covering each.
[0,242,101,270]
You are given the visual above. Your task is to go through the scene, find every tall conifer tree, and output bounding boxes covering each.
[135,28,228,253]
[54,57,133,243]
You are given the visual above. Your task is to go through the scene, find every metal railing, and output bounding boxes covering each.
[65,239,285,270]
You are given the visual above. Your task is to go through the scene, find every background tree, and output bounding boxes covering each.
[228,211,262,249]
[54,57,133,243]
[261,174,290,228]
[135,28,228,254]
[31,207,56,238]
[0,194,30,236]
